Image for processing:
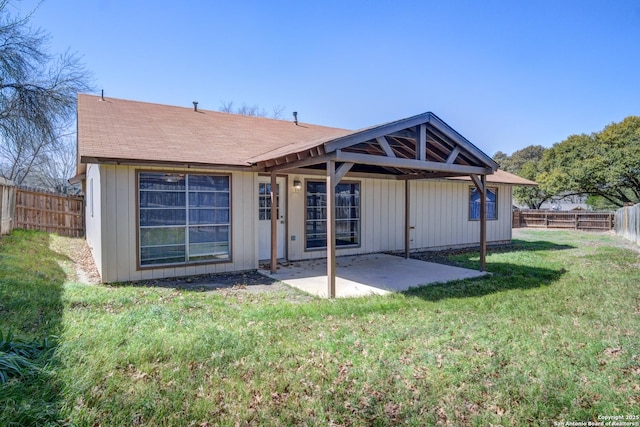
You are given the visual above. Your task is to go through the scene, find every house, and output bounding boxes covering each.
[74,94,536,296]
[538,193,589,211]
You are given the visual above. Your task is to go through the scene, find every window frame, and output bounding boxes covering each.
[469,186,498,221]
[136,170,232,269]
[304,179,361,251]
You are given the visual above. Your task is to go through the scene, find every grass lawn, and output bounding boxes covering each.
[1,229,639,426]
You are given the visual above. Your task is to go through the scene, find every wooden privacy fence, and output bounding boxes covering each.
[13,187,84,237]
[614,204,640,246]
[513,210,614,231]
[0,177,16,235]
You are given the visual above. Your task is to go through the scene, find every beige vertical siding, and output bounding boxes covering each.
[97,165,257,283]
[409,180,512,250]
[84,164,103,278]
[287,174,513,261]
[89,165,513,281]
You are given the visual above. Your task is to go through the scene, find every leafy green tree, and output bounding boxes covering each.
[493,145,552,208]
[598,116,640,202]
[538,116,640,208]
[494,145,546,173]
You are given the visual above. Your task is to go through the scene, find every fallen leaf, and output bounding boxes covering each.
[604,347,623,357]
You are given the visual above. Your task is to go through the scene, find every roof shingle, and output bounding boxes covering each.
[77,94,536,186]
[77,94,351,166]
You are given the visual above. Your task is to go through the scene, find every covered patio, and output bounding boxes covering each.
[250,112,499,298]
[260,253,487,298]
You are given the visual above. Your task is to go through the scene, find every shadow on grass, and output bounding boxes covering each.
[405,238,572,301]
[0,230,68,425]
[404,261,567,302]
[409,239,576,270]
[490,238,576,254]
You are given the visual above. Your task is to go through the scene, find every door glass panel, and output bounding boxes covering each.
[258,183,279,220]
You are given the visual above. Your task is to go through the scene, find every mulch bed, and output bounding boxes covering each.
[123,270,278,292]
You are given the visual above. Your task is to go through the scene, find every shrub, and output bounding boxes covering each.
[0,330,55,384]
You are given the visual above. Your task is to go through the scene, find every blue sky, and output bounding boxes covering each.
[11,0,640,156]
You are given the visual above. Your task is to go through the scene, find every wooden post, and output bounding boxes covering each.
[270,171,278,273]
[416,124,427,161]
[404,179,410,258]
[479,175,487,272]
[610,212,614,230]
[545,211,549,228]
[327,159,337,298]
[0,184,4,234]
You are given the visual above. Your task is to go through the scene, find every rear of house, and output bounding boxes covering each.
[76,94,535,283]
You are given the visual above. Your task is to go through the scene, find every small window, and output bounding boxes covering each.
[469,187,497,220]
[306,181,360,249]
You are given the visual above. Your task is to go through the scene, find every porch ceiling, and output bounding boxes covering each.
[250,112,498,179]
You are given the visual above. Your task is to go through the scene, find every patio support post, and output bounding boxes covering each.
[480,174,487,271]
[270,171,278,274]
[416,124,427,161]
[404,179,410,258]
[327,159,337,298]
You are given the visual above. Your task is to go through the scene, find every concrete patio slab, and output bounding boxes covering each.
[259,253,487,298]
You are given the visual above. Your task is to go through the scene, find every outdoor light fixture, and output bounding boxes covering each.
[293,180,302,192]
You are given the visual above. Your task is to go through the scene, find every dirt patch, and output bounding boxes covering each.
[48,235,312,301]
[49,235,101,285]
[128,271,276,291]
[121,271,314,302]
[407,249,474,268]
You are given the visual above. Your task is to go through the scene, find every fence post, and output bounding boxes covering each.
[636,206,640,246]
[0,184,3,233]
[615,204,640,246]
[0,177,17,235]
[609,213,613,230]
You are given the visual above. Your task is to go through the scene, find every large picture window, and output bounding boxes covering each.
[138,172,230,266]
[469,186,497,220]
[306,181,360,250]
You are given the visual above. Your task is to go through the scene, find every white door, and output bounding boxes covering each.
[258,177,286,260]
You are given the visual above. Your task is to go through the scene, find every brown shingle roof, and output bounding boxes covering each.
[448,169,538,186]
[77,94,536,186]
[77,94,351,167]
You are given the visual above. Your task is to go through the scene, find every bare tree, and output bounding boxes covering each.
[218,100,235,113]
[271,105,285,120]
[0,1,91,188]
[236,103,267,117]
[219,101,286,119]
[28,134,79,193]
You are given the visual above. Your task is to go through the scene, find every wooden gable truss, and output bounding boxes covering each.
[252,112,499,298]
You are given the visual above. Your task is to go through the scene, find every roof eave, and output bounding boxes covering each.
[80,156,261,172]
